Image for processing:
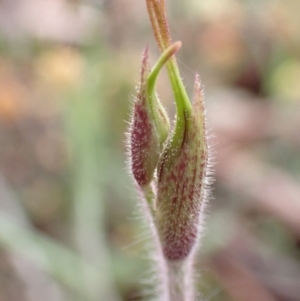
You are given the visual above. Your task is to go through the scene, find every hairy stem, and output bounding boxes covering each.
[167,259,195,301]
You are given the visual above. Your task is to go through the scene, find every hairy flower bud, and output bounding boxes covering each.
[130,43,181,188]
[155,74,208,261]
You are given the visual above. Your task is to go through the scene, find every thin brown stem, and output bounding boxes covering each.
[151,0,172,49]
[146,0,165,51]
[160,0,166,11]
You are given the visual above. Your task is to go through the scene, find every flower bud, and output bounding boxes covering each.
[129,43,181,188]
[155,74,208,261]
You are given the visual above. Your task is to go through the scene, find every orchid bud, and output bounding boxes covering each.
[155,74,208,261]
[127,2,213,299]
[130,43,181,188]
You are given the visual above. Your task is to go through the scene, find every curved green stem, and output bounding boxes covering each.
[147,42,182,99]
[146,0,192,150]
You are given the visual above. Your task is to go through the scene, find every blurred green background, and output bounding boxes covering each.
[0,0,300,300]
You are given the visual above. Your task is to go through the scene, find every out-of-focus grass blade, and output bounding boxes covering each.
[65,51,122,301]
[0,211,98,300]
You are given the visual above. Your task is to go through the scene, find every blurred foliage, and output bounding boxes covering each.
[0,0,300,301]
